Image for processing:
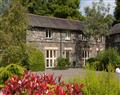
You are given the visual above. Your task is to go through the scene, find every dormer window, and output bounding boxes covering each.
[65,31,71,40]
[46,29,52,39]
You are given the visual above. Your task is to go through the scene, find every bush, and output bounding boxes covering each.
[0,64,24,84]
[0,45,29,68]
[0,45,45,71]
[57,57,70,70]
[28,47,45,71]
[70,70,120,95]
[87,48,120,71]
[97,48,120,70]
[86,58,97,63]
[2,71,84,95]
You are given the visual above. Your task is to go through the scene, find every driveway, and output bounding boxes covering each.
[36,68,120,81]
[36,68,87,80]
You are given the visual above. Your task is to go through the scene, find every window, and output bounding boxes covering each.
[82,50,89,59]
[46,29,52,38]
[45,49,57,68]
[65,31,71,40]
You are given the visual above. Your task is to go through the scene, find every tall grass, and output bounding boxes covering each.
[69,69,120,95]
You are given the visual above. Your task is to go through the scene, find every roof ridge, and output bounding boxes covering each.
[27,13,81,23]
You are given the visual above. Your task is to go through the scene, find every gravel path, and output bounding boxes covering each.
[36,68,120,80]
[36,68,87,80]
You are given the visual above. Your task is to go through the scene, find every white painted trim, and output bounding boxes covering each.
[64,47,73,50]
[44,47,58,50]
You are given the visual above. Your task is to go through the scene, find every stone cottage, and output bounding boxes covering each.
[106,23,120,52]
[26,14,90,68]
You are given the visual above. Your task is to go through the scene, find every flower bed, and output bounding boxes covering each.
[2,71,84,95]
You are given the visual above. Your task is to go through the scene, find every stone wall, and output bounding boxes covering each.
[26,27,83,67]
[26,27,106,67]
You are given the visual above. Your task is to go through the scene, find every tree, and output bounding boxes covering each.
[0,0,27,50]
[114,0,120,23]
[0,0,11,15]
[20,0,84,20]
[84,0,113,52]
[0,0,29,68]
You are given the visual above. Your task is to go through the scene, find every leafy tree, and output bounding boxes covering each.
[0,0,11,15]
[114,0,120,23]
[0,0,29,68]
[20,0,84,20]
[84,0,113,51]
[0,0,27,50]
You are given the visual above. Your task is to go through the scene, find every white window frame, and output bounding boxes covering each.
[46,29,52,39]
[45,48,58,68]
[65,31,71,40]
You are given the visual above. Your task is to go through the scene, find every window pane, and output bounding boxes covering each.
[46,29,52,38]
[46,59,49,67]
[49,31,51,38]
[54,50,56,57]
[50,59,52,66]
[65,31,71,39]
[50,50,52,58]
[46,29,48,37]
[46,50,49,58]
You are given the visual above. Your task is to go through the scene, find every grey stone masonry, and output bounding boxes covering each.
[27,27,84,68]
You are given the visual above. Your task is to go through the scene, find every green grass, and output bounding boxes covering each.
[68,70,120,95]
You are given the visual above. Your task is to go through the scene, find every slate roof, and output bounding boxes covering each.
[27,14,84,31]
[110,23,120,35]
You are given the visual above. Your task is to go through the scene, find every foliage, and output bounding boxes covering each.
[0,0,27,50]
[28,47,45,71]
[70,70,120,95]
[0,64,24,84]
[84,0,113,48]
[0,0,11,15]
[20,0,84,20]
[0,45,29,69]
[86,58,97,64]
[86,48,120,71]
[2,71,84,95]
[114,0,120,23]
[96,48,120,70]
[57,57,70,70]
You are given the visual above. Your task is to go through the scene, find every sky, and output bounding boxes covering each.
[80,0,116,15]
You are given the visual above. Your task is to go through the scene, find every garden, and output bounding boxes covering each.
[0,0,120,95]
[0,46,120,95]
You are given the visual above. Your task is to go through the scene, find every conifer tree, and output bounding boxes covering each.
[114,0,120,23]
[20,0,84,20]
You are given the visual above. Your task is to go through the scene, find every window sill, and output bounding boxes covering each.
[65,38,71,41]
[46,37,53,40]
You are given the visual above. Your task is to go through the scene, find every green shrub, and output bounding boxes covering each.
[0,64,24,84]
[87,48,120,71]
[86,58,97,63]
[1,45,45,71]
[0,45,29,68]
[57,57,70,70]
[70,70,120,95]
[28,47,45,71]
[86,61,100,70]
[97,48,120,70]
